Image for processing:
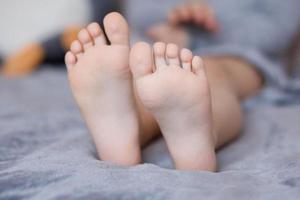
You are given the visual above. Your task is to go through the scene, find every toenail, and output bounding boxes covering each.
[78,30,90,42]
[154,43,166,56]
[167,44,179,58]
[88,24,101,36]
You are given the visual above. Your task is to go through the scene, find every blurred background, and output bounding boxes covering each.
[0,0,91,57]
[0,0,178,76]
[0,1,300,199]
[0,0,299,78]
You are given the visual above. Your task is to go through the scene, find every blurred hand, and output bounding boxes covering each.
[146,2,220,49]
[168,2,220,33]
[146,24,190,49]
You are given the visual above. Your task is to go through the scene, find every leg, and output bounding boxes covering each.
[137,56,263,148]
[131,43,263,171]
[65,13,141,166]
[204,57,263,147]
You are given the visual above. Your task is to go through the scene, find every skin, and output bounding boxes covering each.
[130,42,216,170]
[138,56,263,150]
[143,3,263,150]
[66,12,263,171]
[167,2,220,32]
[147,2,220,49]
[66,13,141,166]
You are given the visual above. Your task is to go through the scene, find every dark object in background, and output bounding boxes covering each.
[2,0,120,77]
[43,0,121,63]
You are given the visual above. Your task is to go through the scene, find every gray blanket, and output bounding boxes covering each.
[127,0,300,104]
[0,69,300,200]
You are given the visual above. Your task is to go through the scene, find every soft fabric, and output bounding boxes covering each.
[126,0,300,104]
[192,0,300,103]
[1,0,300,199]
[0,69,300,200]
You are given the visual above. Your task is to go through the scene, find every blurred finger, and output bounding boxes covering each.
[191,4,207,26]
[205,10,220,33]
[177,5,192,22]
[168,4,192,25]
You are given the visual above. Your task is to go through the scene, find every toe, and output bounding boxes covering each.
[130,42,154,79]
[65,51,76,70]
[78,28,93,50]
[180,48,193,71]
[205,15,220,33]
[192,56,205,75]
[166,43,180,66]
[103,12,129,46]
[153,42,167,71]
[86,22,106,45]
[70,40,84,59]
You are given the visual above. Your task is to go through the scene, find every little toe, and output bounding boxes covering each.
[78,29,93,50]
[153,42,167,71]
[65,51,77,70]
[70,40,84,59]
[103,12,129,46]
[180,48,193,71]
[130,42,154,79]
[192,56,205,75]
[86,22,106,45]
[166,43,180,66]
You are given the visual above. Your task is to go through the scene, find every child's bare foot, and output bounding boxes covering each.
[130,42,217,171]
[65,13,141,166]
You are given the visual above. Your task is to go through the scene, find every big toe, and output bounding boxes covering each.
[104,12,130,46]
[130,42,153,79]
